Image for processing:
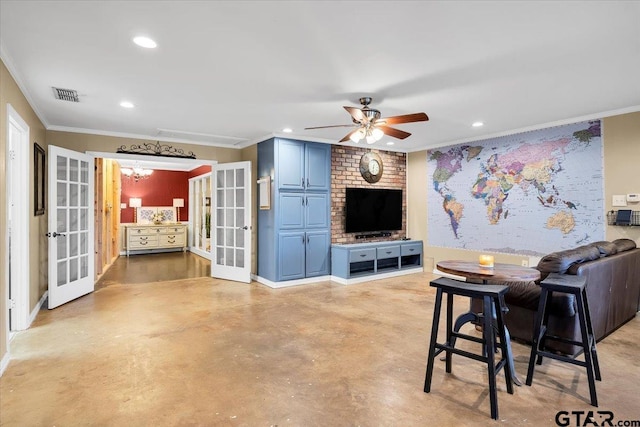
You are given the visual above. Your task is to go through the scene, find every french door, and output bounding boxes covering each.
[48,145,95,308]
[211,161,251,283]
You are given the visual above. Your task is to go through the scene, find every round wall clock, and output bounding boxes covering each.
[359,152,383,183]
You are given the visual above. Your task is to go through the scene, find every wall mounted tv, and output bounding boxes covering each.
[345,187,403,233]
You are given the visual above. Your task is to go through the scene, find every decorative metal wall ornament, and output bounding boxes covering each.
[117,141,196,159]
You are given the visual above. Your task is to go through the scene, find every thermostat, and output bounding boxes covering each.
[627,194,640,203]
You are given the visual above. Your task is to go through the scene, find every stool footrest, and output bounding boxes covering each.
[535,350,590,368]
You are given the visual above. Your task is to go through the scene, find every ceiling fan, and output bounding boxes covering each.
[305,97,429,144]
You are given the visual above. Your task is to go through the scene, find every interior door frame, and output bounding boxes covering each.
[5,104,30,334]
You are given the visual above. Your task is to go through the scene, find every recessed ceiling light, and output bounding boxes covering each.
[472,121,484,127]
[133,36,157,49]
[282,128,293,133]
[120,101,134,108]
[386,141,395,146]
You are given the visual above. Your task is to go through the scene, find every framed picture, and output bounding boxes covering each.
[205,197,211,206]
[34,142,45,216]
[258,176,271,210]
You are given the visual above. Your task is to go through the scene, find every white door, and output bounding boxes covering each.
[210,161,251,283]
[48,145,95,309]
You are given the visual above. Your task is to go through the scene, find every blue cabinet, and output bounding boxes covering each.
[278,232,306,280]
[278,230,330,280]
[277,139,330,192]
[258,137,332,283]
[305,230,330,277]
[278,192,329,230]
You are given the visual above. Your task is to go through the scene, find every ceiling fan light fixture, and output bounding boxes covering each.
[372,127,384,141]
[350,128,365,143]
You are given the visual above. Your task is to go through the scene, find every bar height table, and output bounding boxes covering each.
[435,260,541,386]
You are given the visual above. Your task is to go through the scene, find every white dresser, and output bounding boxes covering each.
[125,224,188,256]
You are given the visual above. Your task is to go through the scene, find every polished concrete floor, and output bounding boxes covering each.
[1,252,639,426]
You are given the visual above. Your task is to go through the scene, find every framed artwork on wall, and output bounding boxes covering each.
[34,142,45,216]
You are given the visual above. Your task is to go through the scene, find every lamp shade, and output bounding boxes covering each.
[129,197,142,208]
[173,198,185,208]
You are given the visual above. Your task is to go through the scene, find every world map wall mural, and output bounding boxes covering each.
[427,120,604,256]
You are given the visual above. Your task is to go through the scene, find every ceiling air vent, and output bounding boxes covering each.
[52,87,79,102]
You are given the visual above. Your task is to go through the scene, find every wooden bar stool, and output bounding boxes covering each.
[525,273,601,406]
[424,277,514,420]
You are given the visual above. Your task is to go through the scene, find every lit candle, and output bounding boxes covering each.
[479,254,494,268]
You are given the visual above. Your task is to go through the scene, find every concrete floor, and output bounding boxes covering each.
[1,252,639,426]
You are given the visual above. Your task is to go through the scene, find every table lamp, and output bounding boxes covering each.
[173,198,184,222]
[129,197,142,223]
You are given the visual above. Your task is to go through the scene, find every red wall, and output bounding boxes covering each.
[188,164,212,178]
[121,170,190,223]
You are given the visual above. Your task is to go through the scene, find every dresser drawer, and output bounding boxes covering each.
[349,248,376,262]
[160,234,185,246]
[160,226,185,235]
[377,245,400,260]
[128,227,157,236]
[129,235,158,249]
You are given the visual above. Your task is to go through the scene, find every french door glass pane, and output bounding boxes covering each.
[69,258,78,282]
[57,261,67,286]
[57,235,67,260]
[80,255,89,278]
[69,159,78,182]
[57,183,67,207]
[80,161,89,183]
[57,156,66,180]
[57,208,67,232]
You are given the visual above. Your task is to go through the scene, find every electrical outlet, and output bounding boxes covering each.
[521,260,528,267]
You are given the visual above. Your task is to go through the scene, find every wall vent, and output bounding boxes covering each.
[52,87,79,102]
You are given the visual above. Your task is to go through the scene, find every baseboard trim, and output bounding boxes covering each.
[253,275,331,289]
[331,267,424,285]
[28,290,48,326]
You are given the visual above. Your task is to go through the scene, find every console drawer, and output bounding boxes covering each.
[349,248,376,262]
[401,242,422,256]
[377,246,400,259]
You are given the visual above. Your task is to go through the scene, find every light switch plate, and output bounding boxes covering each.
[612,195,627,207]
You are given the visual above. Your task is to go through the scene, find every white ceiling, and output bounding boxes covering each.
[1,1,639,153]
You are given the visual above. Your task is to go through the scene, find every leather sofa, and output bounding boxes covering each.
[474,239,640,354]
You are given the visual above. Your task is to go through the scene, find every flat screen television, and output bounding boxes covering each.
[345,187,402,233]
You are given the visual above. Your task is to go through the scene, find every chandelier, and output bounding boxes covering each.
[121,164,153,182]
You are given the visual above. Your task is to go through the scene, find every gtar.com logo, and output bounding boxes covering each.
[555,410,640,427]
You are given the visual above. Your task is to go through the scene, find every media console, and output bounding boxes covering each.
[331,240,423,284]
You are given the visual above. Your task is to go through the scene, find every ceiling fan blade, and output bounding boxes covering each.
[344,106,367,123]
[339,129,359,143]
[376,112,429,126]
[377,125,411,140]
[304,124,354,130]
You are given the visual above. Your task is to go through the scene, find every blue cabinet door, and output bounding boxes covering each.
[306,230,330,277]
[278,193,305,229]
[277,139,305,190]
[278,231,306,281]
[305,143,331,191]
[305,193,329,229]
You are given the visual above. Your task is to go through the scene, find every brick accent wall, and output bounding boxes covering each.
[331,145,407,244]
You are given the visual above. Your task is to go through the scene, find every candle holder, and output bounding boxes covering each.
[479,254,495,268]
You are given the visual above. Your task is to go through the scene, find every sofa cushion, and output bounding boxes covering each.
[612,238,637,252]
[499,280,576,317]
[588,241,618,257]
[536,245,601,274]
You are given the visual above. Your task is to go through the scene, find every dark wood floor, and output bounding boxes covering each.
[96,251,211,287]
